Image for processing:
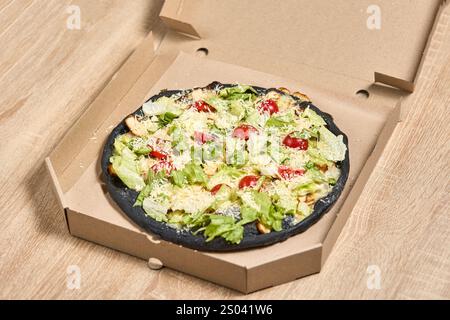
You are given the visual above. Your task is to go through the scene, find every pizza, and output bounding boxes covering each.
[102,82,349,251]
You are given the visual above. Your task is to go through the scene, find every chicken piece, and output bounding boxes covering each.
[277,87,291,94]
[107,164,116,176]
[256,222,271,234]
[125,116,148,137]
[292,91,311,101]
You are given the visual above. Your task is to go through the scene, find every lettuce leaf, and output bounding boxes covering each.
[201,215,244,244]
[265,113,295,128]
[134,183,153,206]
[143,96,181,116]
[170,170,187,187]
[317,126,347,161]
[157,112,179,126]
[218,85,257,101]
[239,206,259,225]
[206,166,244,189]
[142,197,169,222]
[134,170,167,206]
[110,147,146,192]
[204,96,229,112]
[182,162,207,185]
[260,206,284,232]
[113,134,133,155]
[168,161,208,188]
[302,107,326,126]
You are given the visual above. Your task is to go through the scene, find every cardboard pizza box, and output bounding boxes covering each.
[45,0,447,293]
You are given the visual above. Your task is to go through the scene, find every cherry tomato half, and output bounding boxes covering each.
[282,134,309,150]
[232,124,258,140]
[193,100,216,112]
[259,99,279,115]
[238,175,260,189]
[278,166,305,180]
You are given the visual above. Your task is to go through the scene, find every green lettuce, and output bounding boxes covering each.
[260,206,284,232]
[206,166,244,189]
[201,215,244,244]
[317,126,347,161]
[265,113,295,128]
[143,96,181,116]
[170,162,207,187]
[303,107,326,126]
[218,85,257,101]
[134,170,166,206]
[204,96,229,112]
[157,112,179,126]
[142,197,169,222]
[110,141,146,191]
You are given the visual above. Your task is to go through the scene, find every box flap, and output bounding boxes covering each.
[160,0,442,92]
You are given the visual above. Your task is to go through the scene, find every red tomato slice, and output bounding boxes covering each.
[278,166,305,180]
[259,99,279,115]
[193,100,216,112]
[238,175,260,189]
[210,184,229,195]
[232,124,258,140]
[149,150,168,160]
[282,134,309,150]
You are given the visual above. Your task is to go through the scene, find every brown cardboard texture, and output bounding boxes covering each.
[159,0,442,92]
[45,1,445,293]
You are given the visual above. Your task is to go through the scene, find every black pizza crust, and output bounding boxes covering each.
[101,82,350,252]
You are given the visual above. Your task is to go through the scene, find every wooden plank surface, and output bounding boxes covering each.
[0,0,449,299]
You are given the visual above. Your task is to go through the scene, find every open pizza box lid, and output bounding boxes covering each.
[45,0,447,293]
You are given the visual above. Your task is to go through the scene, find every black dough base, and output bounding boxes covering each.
[101,82,350,252]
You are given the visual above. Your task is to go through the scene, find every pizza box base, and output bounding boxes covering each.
[45,1,446,293]
[45,49,399,293]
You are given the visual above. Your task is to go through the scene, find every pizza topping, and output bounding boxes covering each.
[232,124,258,140]
[109,83,347,245]
[210,183,233,196]
[193,100,216,112]
[149,150,168,160]
[238,175,260,189]
[258,99,279,115]
[282,133,309,150]
[277,166,305,180]
[256,221,271,234]
[194,131,214,144]
[151,161,174,175]
[210,184,225,195]
[125,116,148,137]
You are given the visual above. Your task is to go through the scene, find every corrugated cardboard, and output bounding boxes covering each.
[45,0,446,293]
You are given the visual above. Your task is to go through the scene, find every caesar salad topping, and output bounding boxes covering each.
[108,84,347,244]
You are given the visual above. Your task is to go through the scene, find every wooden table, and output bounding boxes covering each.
[0,0,449,299]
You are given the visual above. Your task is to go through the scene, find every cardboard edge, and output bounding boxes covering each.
[321,102,402,266]
[374,0,447,93]
[50,32,157,189]
[160,0,201,39]
[45,157,71,233]
[245,244,322,294]
[374,72,415,93]
[67,208,249,292]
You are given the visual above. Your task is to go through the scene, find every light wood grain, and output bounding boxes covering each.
[0,0,449,299]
